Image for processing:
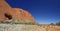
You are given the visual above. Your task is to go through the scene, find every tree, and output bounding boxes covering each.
[50,23,55,25]
[56,22,60,26]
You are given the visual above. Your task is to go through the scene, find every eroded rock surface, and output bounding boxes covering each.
[0,0,35,23]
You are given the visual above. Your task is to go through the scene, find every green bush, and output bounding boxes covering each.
[0,19,35,25]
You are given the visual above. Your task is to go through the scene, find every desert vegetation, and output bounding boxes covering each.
[56,22,60,26]
[0,24,60,31]
[50,22,60,26]
[0,20,35,25]
[0,20,60,31]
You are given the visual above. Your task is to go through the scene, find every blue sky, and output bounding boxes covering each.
[6,0,60,24]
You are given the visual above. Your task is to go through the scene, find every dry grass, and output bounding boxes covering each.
[0,24,60,31]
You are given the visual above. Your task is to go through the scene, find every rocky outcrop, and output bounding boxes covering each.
[0,0,35,23]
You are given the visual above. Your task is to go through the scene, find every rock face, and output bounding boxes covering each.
[0,0,35,23]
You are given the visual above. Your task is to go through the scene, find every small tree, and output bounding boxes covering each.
[50,23,55,25]
[56,22,60,26]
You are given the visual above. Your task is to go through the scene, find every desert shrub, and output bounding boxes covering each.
[35,23,40,26]
[10,19,21,24]
[24,22,35,25]
[0,20,35,25]
[9,19,35,25]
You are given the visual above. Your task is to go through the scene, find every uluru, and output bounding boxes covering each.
[0,0,35,23]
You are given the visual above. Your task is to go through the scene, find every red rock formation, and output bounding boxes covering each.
[0,0,35,23]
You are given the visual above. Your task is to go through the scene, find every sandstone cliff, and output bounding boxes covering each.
[0,0,35,23]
